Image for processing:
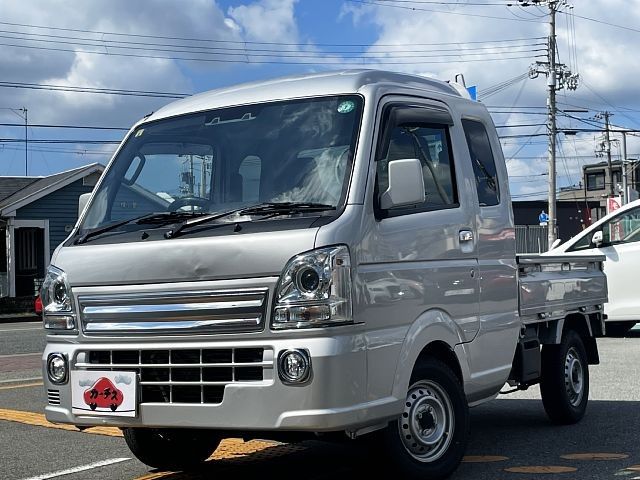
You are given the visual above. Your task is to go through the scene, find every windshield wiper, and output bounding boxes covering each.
[75,211,206,244]
[239,202,336,215]
[165,202,336,239]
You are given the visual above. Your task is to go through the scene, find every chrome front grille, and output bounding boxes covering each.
[78,289,268,335]
[75,347,271,404]
[47,389,61,405]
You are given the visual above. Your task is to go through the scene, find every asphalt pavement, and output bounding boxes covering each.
[1,321,640,480]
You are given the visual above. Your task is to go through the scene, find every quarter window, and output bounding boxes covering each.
[462,119,500,206]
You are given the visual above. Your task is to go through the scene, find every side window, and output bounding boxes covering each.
[603,207,640,244]
[238,156,261,202]
[376,106,458,216]
[569,206,640,251]
[462,119,500,206]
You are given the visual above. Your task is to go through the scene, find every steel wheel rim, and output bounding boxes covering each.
[565,347,584,406]
[399,380,454,463]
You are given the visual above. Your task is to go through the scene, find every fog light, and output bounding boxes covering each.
[278,349,311,385]
[47,353,67,384]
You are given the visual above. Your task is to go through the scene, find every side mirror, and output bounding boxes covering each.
[550,238,562,250]
[380,158,425,210]
[591,230,604,247]
[78,193,92,218]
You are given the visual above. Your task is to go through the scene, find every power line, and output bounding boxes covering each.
[356,0,508,4]
[0,122,129,130]
[0,20,546,48]
[561,11,640,35]
[495,123,546,128]
[0,41,546,65]
[0,139,121,144]
[347,0,546,22]
[0,28,547,55]
[0,81,188,98]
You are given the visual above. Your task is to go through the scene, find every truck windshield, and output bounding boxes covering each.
[80,95,363,231]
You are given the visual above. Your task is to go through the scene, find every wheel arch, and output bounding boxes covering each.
[564,313,599,365]
[413,341,463,384]
[391,308,467,401]
[538,312,599,365]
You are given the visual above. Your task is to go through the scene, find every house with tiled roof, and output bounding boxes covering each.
[0,163,104,298]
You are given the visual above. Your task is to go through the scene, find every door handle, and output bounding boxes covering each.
[459,230,474,242]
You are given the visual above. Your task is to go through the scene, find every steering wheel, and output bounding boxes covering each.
[168,196,210,212]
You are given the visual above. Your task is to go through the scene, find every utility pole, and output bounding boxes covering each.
[595,111,615,197]
[622,131,628,204]
[22,107,27,176]
[603,112,614,196]
[520,0,578,248]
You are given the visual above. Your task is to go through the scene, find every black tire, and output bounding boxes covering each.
[378,358,469,480]
[606,321,636,337]
[540,329,589,425]
[123,428,222,470]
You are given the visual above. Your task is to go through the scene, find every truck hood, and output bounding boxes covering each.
[53,228,318,286]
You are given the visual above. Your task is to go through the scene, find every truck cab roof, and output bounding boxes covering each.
[146,69,465,123]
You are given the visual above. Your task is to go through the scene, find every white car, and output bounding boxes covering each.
[549,198,640,336]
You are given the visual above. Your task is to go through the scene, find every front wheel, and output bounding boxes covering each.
[379,358,469,479]
[123,428,222,470]
[540,329,589,424]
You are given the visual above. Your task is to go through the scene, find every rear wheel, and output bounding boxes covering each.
[540,329,589,424]
[606,321,636,337]
[123,428,222,470]
[379,358,469,479]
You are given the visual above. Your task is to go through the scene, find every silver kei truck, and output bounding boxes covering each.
[41,70,607,479]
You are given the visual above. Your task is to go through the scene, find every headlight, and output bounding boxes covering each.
[41,266,76,330]
[273,245,352,329]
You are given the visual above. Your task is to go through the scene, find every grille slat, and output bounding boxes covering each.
[47,389,61,405]
[77,347,267,405]
[79,289,268,335]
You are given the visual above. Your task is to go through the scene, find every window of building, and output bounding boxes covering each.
[586,171,605,191]
[461,119,500,206]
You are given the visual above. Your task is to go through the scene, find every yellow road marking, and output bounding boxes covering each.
[561,453,629,461]
[626,465,640,472]
[0,408,122,437]
[133,473,176,480]
[132,440,308,479]
[504,466,577,474]
[0,381,43,391]
[463,455,509,463]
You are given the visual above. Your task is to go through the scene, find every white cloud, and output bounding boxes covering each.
[228,0,299,43]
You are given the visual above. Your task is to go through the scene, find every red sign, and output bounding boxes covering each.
[607,196,622,214]
[83,377,124,412]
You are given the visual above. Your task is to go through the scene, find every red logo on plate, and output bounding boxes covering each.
[83,377,124,411]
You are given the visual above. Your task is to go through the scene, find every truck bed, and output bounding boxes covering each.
[517,254,608,323]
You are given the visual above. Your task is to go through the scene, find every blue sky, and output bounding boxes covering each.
[1,0,639,200]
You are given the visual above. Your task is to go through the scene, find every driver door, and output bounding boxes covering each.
[569,205,640,321]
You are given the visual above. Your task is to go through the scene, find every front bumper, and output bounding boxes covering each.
[43,333,402,432]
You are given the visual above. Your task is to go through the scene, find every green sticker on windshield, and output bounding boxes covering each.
[337,100,356,114]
